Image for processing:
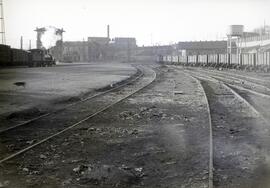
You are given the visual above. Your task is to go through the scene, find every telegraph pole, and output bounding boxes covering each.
[0,0,6,44]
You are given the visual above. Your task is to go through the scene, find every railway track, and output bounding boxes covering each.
[185,70,270,187]
[0,66,156,164]
[189,68,270,96]
[184,69,270,121]
[182,72,213,188]
[202,68,270,85]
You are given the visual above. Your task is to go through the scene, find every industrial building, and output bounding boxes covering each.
[49,24,270,64]
[227,25,270,54]
[56,25,138,62]
[60,37,137,62]
[176,41,230,56]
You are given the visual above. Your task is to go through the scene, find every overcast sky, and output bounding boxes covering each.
[4,0,270,48]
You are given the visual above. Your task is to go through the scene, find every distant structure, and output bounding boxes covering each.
[227,25,244,64]
[35,27,46,49]
[177,41,229,56]
[113,38,137,49]
[107,25,110,40]
[134,45,174,62]
[54,28,65,61]
[0,0,6,44]
[62,25,137,62]
[56,28,65,41]
[62,41,87,62]
[236,24,270,53]
[88,37,110,61]
[20,36,23,50]
[29,40,31,50]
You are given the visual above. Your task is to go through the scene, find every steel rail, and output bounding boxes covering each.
[195,69,270,93]
[185,69,270,99]
[0,67,156,164]
[170,66,213,188]
[184,68,267,188]
[187,71,266,121]
[181,71,213,188]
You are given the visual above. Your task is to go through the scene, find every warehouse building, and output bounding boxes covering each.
[177,41,231,56]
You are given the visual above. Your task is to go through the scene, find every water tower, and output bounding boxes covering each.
[227,25,244,64]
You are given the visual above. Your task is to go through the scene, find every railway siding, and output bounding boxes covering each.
[193,74,270,188]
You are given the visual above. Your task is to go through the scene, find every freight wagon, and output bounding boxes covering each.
[0,44,11,66]
[0,44,56,67]
[11,48,29,66]
[158,52,270,72]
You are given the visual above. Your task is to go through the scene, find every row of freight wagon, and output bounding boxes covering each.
[0,44,56,67]
[158,52,270,72]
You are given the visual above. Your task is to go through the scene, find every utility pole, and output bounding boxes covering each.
[29,40,31,50]
[0,0,6,44]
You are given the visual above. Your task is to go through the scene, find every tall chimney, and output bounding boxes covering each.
[20,36,23,50]
[107,25,110,39]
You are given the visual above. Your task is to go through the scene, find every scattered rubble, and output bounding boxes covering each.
[174,91,184,95]
[39,154,47,159]
[0,180,9,188]
[119,106,170,121]
[73,164,145,186]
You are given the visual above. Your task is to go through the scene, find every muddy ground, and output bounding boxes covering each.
[0,66,211,188]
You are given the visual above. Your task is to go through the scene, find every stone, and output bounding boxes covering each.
[39,154,47,159]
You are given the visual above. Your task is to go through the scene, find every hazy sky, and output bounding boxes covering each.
[4,0,270,48]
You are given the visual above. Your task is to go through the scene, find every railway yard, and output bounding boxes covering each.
[1,62,270,188]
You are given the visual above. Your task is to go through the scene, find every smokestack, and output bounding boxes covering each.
[107,25,110,39]
[20,36,23,50]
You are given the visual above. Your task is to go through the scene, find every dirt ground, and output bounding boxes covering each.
[182,67,270,188]
[200,79,270,188]
[0,63,136,130]
[0,62,136,115]
[0,65,211,188]
[2,64,270,187]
